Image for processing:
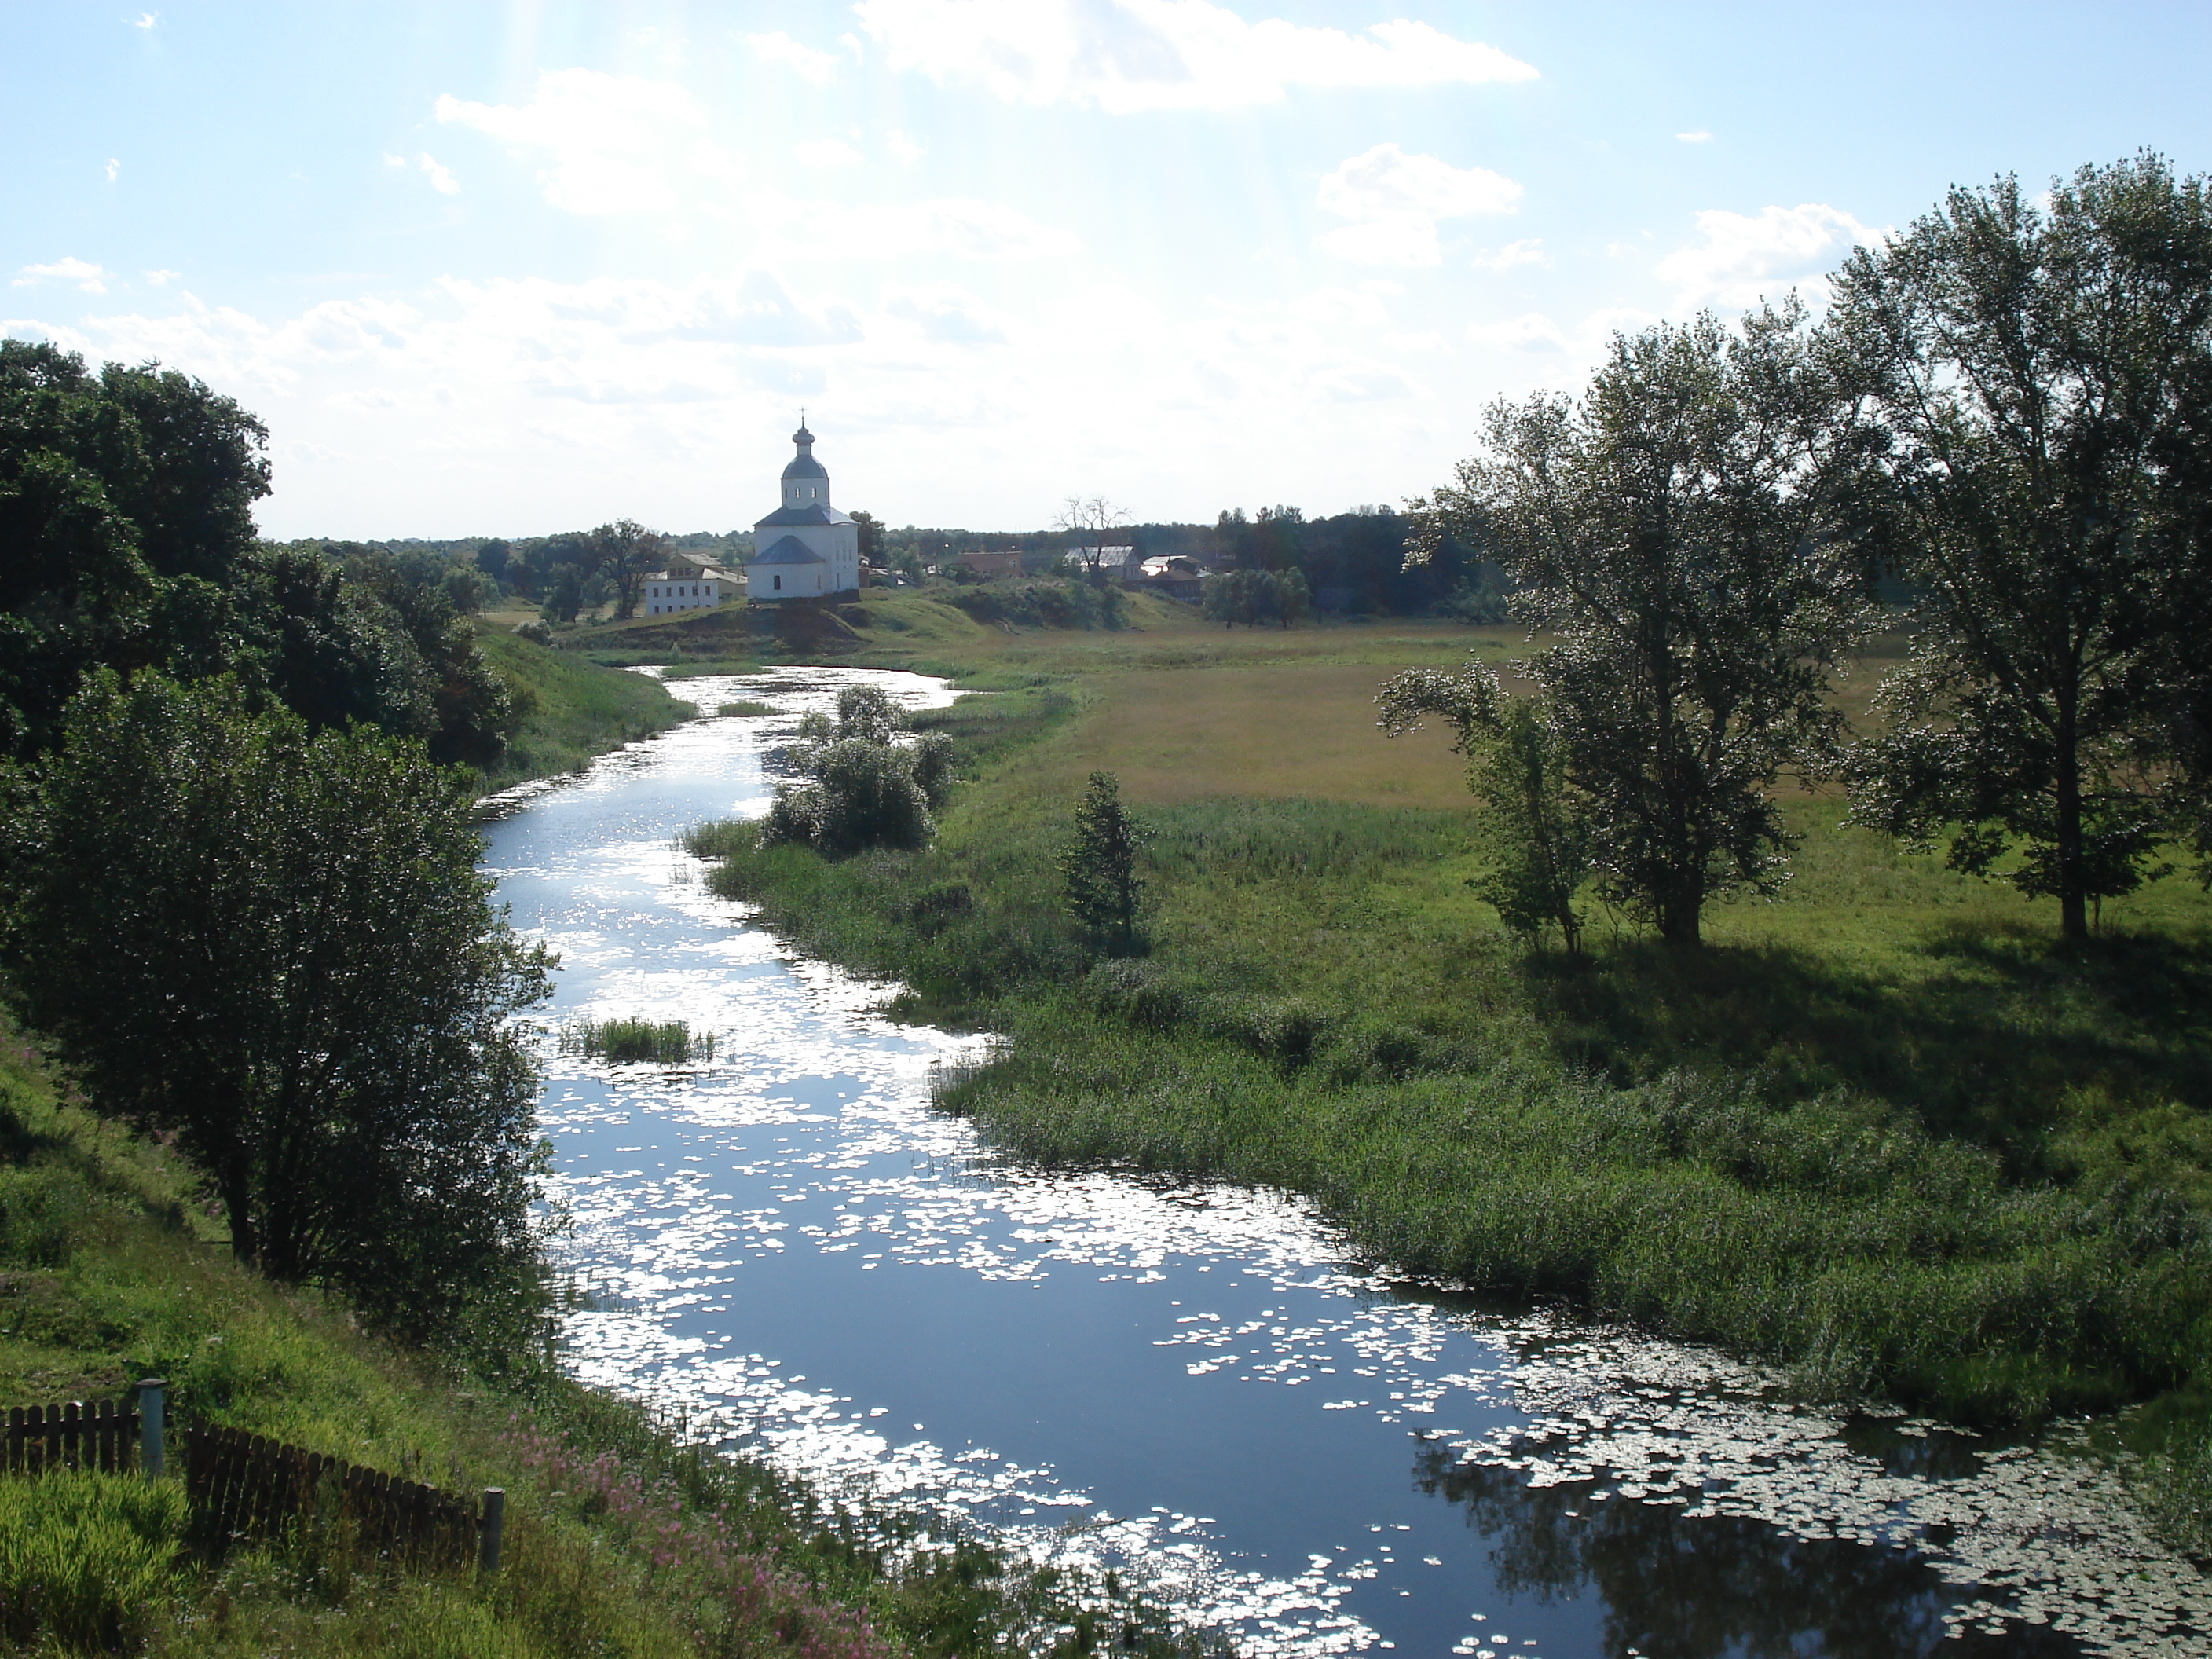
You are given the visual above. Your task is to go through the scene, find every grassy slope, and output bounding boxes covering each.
[476,626,692,789]
[678,621,2212,1550]
[0,1020,1209,1657]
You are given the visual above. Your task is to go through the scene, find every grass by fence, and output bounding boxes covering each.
[186,1423,493,1572]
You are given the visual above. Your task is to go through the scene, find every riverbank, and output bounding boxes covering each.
[0,1016,1209,1654]
[476,625,694,789]
[680,632,2212,1553]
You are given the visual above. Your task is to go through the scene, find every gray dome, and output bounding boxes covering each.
[783,421,827,480]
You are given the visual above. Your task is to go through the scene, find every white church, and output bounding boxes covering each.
[745,419,860,602]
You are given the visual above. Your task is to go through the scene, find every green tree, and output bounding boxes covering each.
[1058,771,1150,948]
[541,562,587,624]
[1378,664,1593,950]
[851,509,884,569]
[760,687,943,855]
[1,673,553,1340]
[1412,309,1873,944]
[0,341,269,755]
[474,537,511,587]
[1832,155,2212,939]
[593,519,664,621]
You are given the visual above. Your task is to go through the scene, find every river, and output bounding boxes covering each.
[480,665,2207,1658]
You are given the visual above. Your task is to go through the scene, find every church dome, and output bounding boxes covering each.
[783,421,828,480]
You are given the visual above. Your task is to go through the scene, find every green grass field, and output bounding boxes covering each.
[675,607,2212,1553]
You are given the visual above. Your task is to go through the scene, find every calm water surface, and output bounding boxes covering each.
[481,667,2207,1658]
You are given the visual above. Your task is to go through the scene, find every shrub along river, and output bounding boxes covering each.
[481,666,2207,1658]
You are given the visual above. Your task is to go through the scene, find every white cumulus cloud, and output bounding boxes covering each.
[855,0,1536,113]
[13,258,111,294]
[1471,238,1546,273]
[1655,202,1880,310]
[1676,129,1712,144]
[104,159,120,183]
[436,69,734,215]
[417,152,460,195]
[886,284,1008,344]
[1317,144,1519,267]
[748,31,840,85]
[794,139,864,169]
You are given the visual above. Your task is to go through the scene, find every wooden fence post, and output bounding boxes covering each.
[478,1488,505,1575]
[136,1379,166,1480]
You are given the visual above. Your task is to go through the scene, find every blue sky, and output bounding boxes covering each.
[7,2,2210,538]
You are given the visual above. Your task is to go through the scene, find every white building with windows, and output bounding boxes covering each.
[643,555,737,614]
[746,419,860,602]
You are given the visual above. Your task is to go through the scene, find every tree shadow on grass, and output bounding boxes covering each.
[1518,921,2212,1160]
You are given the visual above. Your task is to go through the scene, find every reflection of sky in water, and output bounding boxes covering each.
[483,668,2208,1658]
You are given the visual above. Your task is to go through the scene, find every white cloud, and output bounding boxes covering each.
[1655,202,1879,310]
[1316,143,1519,267]
[132,12,157,28]
[886,284,1007,344]
[748,31,840,85]
[789,196,1079,261]
[1676,129,1712,144]
[855,0,1536,113]
[13,258,111,294]
[145,269,179,285]
[1465,311,1570,353]
[436,69,734,215]
[886,130,925,167]
[1464,306,1664,381]
[417,152,460,195]
[1471,237,1546,273]
[432,69,1065,259]
[104,159,120,182]
[794,139,864,169]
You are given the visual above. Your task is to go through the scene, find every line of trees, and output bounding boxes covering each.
[1384,154,2212,947]
[0,341,555,1360]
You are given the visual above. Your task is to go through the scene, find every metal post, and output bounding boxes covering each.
[478,1488,505,1574]
[135,1379,166,1480]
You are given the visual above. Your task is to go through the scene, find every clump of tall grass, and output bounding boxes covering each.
[561,1019,715,1065]
[0,1469,188,1654]
[718,699,774,717]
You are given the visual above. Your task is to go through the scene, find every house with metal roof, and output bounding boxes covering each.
[745,420,859,601]
[643,551,739,613]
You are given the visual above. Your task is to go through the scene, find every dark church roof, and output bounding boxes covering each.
[750,535,827,566]
[783,421,829,480]
[755,501,854,529]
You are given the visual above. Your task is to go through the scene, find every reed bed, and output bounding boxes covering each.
[562,1018,715,1065]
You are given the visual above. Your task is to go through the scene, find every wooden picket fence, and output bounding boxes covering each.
[2,1401,140,1474]
[0,1393,502,1573]
[185,1425,489,1571]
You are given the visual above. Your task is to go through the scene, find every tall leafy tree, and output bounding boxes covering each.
[1412,309,1874,943]
[0,341,268,754]
[593,518,664,621]
[1833,154,2212,939]
[1,673,552,1339]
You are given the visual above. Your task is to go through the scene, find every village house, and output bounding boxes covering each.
[643,552,738,614]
